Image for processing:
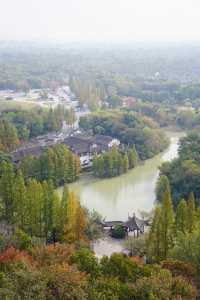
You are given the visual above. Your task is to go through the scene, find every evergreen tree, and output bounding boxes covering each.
[94,148,133,178]
[118,153,124,175]
[13,170,27,229]
[74,155,80,179]
[74,201,87,242]
[160,182,174,259]
[147,206,163,262]
[52,191,62,242]
[97,156,104,178]
[0,119,19,151]
[187,192,196,232]
[175,199,188,233]
[60,185,69,233]
[112,148,119,176]
[0,161,15,222]
[107,153,113,177]
[123,153,129,173]
[26,179,44,237]
[46,148,56,184]
[156,175,170,202]
[93,155,98,176]
[128,146,138,169]
[64,192,78,243]
[42,180,54,241]
[68,152,75,182]
[20,144,80,187]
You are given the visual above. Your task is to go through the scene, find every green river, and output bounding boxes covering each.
[61,131,185,221]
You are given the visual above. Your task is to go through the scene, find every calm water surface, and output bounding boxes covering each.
[59,131,185,257]
[65,131,185,221]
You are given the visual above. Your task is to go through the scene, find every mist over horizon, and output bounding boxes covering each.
[1,0,200,44]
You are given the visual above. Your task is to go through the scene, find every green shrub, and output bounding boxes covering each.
[12,229,32,251]
[111,225,126,239]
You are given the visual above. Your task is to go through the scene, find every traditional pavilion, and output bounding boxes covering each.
[102,213,149,237]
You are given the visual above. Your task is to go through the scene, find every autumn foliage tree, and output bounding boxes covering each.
[64,192,87,243]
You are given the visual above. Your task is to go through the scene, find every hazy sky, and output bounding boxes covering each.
[0,0,200,43]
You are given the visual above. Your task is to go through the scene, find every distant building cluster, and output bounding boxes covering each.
[0,85,79,110]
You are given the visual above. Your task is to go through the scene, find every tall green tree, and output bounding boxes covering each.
[0,119,19,151]
[107,154,113,177]
[42,180,54,241]
[156,175,170,202]
[147,206,163,262]
[97,156,104,178]
[52,191,62,242]
[175,199,188,233]
[128,146,138,169]
[160,182,174,259]
[60,185,69,234]
[26,179,44,237]
[123,153,129,173]
[0,161,15,222]
[187,192,196,232]
[13,170,27,229]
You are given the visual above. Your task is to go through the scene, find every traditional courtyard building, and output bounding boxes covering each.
[103,213,149,237]
[11,133,120,168]
[63,134,120,167]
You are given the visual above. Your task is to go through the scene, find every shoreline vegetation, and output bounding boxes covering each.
[93,146,138,178]
[58,129,174,190]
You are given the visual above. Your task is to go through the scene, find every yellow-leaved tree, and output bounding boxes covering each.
[64,191,87,243]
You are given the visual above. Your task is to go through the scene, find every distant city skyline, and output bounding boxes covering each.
[0,0,200,43]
